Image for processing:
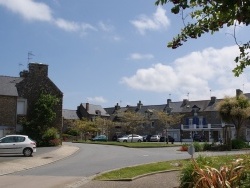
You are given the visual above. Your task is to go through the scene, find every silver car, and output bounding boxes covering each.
[0,135,36,157]
[117,134,143,142]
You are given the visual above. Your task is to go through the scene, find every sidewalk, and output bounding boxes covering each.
[0,143,79,176]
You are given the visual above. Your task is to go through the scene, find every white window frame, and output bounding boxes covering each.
[17,98,27,115]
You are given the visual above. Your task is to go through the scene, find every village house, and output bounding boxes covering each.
[105,89,250,142]
[0,63,63,137]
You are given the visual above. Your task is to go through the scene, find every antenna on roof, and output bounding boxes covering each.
[169,93,171,100]
[27,51,35,67]
[187,92,189,100]
[210,89,212,98]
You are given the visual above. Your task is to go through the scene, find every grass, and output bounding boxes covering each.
[94,154,250,181]
[94,159,186,180]
[74,140,180,148]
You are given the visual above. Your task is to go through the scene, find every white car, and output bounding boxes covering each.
[0,135,36,157]
[117,134,143,142]
[150,135,160,142]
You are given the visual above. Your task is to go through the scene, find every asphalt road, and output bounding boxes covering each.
[11,143,190,177]
[1,142,249,188]
[0,146,61,162]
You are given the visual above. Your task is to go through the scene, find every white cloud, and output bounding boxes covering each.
[0,0,52,21]
[87,96,107,104]
[98,21,114,32]
[0,0,96,34]
[131,6,170,35]
[121,45,250,101]
[54,18,96,34]
[129,53,154,60]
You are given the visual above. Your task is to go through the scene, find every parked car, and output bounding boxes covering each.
[150,135,160,142]
[143,135,152,142]
[117,134,143,142]
[0,135,36,157]
[160,135,175,143]
[91,135,107,141]
[193,134,206,142]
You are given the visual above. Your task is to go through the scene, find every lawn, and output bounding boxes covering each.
[74,140,180,148]
[94,154,250,181]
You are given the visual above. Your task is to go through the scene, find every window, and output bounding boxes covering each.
[17,99,27,115]
[199,118,203,125]
[189,118,193,125]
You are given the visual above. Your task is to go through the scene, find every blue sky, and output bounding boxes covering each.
[1,0,250,110]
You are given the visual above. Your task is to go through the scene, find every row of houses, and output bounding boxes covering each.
[1,63,250,142]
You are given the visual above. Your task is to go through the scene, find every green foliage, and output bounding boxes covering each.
[41,127,60,146]
[22,93,60,146]
[216,94,250,139]
[203,142,212,151]
[193,142,203,152]
[232,139,249,149]
[120,111,147,134]
[155,0,250,76]
[65,128,79,136]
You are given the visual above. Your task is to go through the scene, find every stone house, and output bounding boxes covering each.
[0,63,63,137]
[62,103,110,135]
[105,89,250,142]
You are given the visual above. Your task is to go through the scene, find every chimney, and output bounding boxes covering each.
[236,89,243,97]
[167,99,171,106]
[28,63,48,77]
[115,103,120,110]
[19,70,29,78]
[86,103,89,111]
[211,96,216,103]
[182,99,189,106]
[137,100,143,109]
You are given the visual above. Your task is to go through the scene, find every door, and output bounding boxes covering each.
[0,136,17,154]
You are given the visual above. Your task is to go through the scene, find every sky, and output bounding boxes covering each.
[0,0,250,110]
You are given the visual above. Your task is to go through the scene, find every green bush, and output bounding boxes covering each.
[193,142,203,152]
[203,142,212,151]
[232,139,248,149]
[180,155,250,188]
[180,156,214,188]
[42,127,61,146]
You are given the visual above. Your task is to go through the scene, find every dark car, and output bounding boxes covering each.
[193,134,206,142]
[91,135,107,141]
[160,135,175,143]
[143,135,152,142]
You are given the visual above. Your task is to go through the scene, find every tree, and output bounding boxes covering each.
[93,116,114,140]
[154,110,183,143]
[216,94,250,140]
[75,119,98,141]
[120,111,147,141]
[155,0,250,76]
[22,93,59,145]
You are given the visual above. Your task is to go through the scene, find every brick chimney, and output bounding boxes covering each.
[236,89,243,97]
[137,100,143,109]
[28,63,48,77]
[86,103,89,111]
[211,96,216,103]
[181,99,189,107]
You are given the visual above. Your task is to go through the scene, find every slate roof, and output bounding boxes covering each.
[0,76,23,96]
[62,109,79,120]
[81,103,110,117]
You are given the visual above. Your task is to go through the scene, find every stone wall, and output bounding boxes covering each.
[0,95,17,126]
[17,63,63,134]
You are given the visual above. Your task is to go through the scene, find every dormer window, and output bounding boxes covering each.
[95,110,101,115]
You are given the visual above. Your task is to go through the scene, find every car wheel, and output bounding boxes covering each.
[23,148,33,157]
[137,139,141,143]
[123,140,127,142]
